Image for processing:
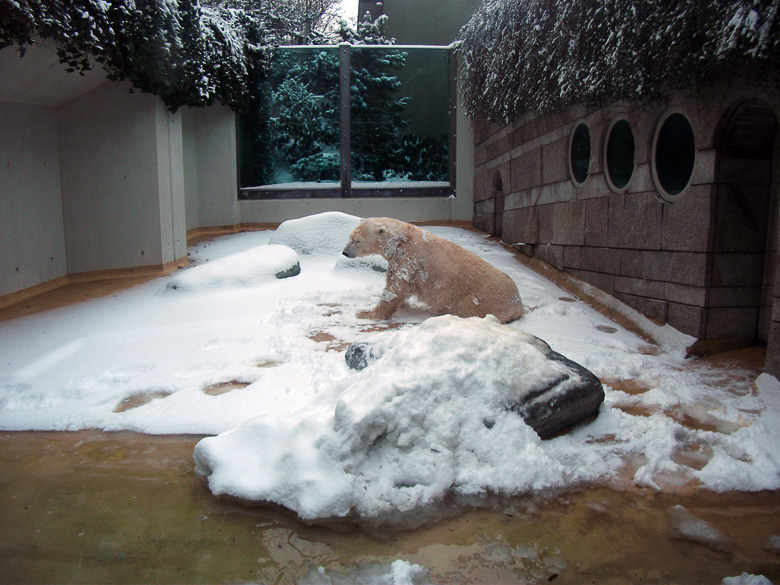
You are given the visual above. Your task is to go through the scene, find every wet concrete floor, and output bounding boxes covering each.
[1,430,779,584]
[2,240,780,583]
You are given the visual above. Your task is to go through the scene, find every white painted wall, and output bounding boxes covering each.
[156,106,188,265]
[0,102,68,296]
[239,196,459,224]
[58,81,173,273]
[452,90,475,222]
[182,109,201,231]
[192,107,240,228]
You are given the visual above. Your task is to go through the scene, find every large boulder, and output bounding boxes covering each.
[345,332,604,439]
[270,211,361,256]
[167,244,300,292]
[194,316,608,525]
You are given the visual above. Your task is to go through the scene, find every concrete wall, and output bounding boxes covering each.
[240,196,459,225]
[362,0,481,45]
[474,78,780,349]
[0,102,68,296]
[1,38,242,303]
[57,81,187,273]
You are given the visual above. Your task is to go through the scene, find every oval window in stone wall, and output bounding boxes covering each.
[652,109,696,202]
[569,121,590,187]
[605,116,635,193]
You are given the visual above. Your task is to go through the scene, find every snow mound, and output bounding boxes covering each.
[722,574,773,585]
[270,211,361,256]
[166,245,300,291]
[193,315,605,524]
[298,560,430,585]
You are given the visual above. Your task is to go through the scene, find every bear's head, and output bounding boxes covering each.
[342,218,407,259]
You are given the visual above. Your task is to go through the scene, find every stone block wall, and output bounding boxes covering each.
[473,81,780,351]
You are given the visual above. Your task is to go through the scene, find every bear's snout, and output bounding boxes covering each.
[342,242,357,258]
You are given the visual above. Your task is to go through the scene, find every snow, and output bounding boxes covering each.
[667,504,734,552]
[722,574,773,585]
[1,212,780,524]
[166,244,300,291]
[193,316,585,521]
[270,211,359,256]
[300,560,429,585]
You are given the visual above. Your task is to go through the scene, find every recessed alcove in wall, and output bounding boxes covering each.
[714,99,779,344]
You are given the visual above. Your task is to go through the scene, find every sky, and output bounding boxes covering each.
[339,0,360,21]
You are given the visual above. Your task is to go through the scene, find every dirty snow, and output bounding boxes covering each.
[1,212,780,523]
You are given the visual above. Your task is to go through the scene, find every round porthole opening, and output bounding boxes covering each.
[652,110,696,201]
[605,117,635,193]
[569,122,590,187]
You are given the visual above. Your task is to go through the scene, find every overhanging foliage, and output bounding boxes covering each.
[0,0,278,111]
[458,0,780,124]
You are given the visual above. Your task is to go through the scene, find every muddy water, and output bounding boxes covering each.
[1,431,779,584]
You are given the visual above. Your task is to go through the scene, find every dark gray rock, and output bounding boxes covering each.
[345,337,604,439]
[505,350,604,438]
[275,261,301,279]
[345,343,380,371]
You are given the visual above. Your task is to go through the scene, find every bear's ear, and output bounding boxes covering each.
[378,227,385,235]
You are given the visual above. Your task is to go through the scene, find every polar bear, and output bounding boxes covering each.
[342,217,524,323]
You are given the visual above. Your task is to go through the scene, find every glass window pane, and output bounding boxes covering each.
[606,119,635,190]
[239,47,341,189]
[350,46,450,185]
[655,113,695,197]
[570,123,590,186]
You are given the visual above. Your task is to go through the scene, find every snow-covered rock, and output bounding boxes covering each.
[193,315,606,524]
[344,334,605,439]
[166,244,300,291]
[270,212,361,256]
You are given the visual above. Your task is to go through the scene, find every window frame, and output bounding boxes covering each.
[603,114,635,195]
[651,107,697,203]
[239,43,457,200]
[568,119,591,188]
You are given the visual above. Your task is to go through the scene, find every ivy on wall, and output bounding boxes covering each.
[0,0,277,111]
[458,0,780,124]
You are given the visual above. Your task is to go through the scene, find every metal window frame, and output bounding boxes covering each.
[239,43,457,200]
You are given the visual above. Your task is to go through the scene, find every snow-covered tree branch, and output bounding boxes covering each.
[458,0,780,123]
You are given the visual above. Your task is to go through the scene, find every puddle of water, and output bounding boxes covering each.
[251,359,283,368]
[203,381,250,396]
[672,442,714,471]
[112,390,172,413]
[596,325,618,334]
[308,331,351,352]
[611,403,747,435]
[1,431,779,584]
[604,379,653,395]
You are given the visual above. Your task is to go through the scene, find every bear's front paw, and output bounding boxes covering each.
[356,308,379,319]
[357,308,390,320]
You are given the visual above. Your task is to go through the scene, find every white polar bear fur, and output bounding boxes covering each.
[342,217,524,323]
